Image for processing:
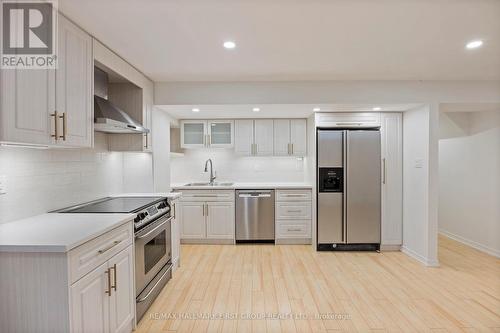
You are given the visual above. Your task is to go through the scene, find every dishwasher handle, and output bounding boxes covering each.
[238,193,271,198]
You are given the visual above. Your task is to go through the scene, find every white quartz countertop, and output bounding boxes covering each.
[0,213,134,253]
[171,183,313,190]
[112,192,182,200]
[0,192,181,253]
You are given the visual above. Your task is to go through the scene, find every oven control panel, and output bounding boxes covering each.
[134,199,170,230]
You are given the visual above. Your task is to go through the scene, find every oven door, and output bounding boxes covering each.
[135,214,172,295]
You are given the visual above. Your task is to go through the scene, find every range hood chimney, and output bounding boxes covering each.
[93,67,149,134]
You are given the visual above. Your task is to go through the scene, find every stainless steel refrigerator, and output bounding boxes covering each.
[317,129,381,251]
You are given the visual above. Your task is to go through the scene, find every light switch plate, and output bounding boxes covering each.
[414,159,424,168]
[0,175,6,195]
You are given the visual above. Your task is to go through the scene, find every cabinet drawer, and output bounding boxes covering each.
[178,190,235,202]
[276,201,311,219]
[69,221,133,284]
[276,190,312,202]
[276,221,311,238]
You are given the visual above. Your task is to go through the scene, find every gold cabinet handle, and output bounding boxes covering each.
[206,203,209,216]
[291,143,294,155]
[144,133,148,149]
[111,263,117,291]
[105,268,112,296]
[59,112,67,141]
[51,111,58,140]
[98,240,120,255]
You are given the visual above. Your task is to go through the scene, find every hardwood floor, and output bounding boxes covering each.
[136,236,500,332]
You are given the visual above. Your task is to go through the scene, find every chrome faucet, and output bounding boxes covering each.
[204,159,217,184]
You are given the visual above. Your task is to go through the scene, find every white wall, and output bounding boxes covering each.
[439,111,500,257]
[402,105,438,266]
[0,133,153,224]
[152,109,173,192]
[170,150,307,184]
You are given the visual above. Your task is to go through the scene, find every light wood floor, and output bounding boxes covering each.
[136,236,500,332]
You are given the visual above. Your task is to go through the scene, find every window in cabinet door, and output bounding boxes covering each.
[183,123,205,145]
[209,121,233,147]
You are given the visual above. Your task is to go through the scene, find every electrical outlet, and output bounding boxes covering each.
[0,175,6,195]
[414,159,424,169]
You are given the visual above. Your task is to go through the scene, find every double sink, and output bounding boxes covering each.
[183,182,234,187]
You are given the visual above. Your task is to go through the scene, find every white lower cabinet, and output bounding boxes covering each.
[0,221,135,333]
[180,202,206,239]
[179,190,235,243]
[206,202,234,239]
[70,262,110,333]
[71,245,134,333]
[275,189,312,244]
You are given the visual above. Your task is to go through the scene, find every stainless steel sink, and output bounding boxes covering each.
[183,182,234,187]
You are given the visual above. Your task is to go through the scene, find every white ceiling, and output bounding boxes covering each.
[157,103,421,119]
[59,0,500,82]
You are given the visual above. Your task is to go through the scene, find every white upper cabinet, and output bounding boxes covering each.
[254,119,274,155]
[380,113,403,246]
[273,119,291,156]
[207,120,234,148]
[0,64,56,145]
[56,15,93,148]
[234,120,254,155]
[0,13,93,148]
[181,120,207,148]
[181,120,234,149]
[273,119,307,156]
[315,112,381,128]
[290,119,307,156]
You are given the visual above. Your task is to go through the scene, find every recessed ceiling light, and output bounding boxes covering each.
[466,40,483,49]
[252,107,260,112]
[313,107,321,112]
[223,41,236,49]
[372,107,381,111]
[192,108,200,112]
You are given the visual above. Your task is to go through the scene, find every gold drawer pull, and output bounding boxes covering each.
[287,228,302,232]
[98,240,120,255]
[105,268,112,296]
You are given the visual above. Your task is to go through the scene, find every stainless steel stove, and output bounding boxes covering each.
[56,196,172,321]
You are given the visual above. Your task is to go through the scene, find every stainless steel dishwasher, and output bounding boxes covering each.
[235,190,275,243]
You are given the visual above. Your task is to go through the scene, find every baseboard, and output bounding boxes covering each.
[439,230,500,258]
[380,244,401,252]
[181,238,235,245]
[401,246,440,267]
[275,238,312,245]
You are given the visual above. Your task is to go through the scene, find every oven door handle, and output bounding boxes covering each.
[136,216,172,239]
[137,264,172,303]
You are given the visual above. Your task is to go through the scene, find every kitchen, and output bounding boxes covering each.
[1,1,499,332]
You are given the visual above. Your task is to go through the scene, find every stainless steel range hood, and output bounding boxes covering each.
[94,67,149,134]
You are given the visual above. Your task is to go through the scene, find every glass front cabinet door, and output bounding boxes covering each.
[181,120,207,148]
[207,120,234,148]
[181,120,234,149]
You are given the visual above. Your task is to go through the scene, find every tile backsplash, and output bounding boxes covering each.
[170,149,308,184]
[0,132,153,224]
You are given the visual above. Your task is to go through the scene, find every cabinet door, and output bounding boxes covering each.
[273,119,290,156]
[70,262,110,333]
[254,119,274,155]
[208,120,233,148]
[180,202,206,239]
[181,120,207,148]
[171,200,180,269]
[234,119,254,155]
[109,246,134,333]
[56,15,93,147]
[380,113,403,246]
[0,67,55,145]
[206,202,234,239]
[290,119,307,156]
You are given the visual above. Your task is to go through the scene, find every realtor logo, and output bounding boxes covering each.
[1,0,57,69]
